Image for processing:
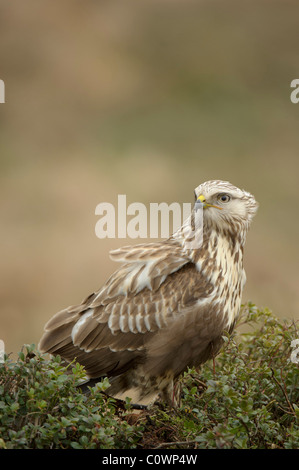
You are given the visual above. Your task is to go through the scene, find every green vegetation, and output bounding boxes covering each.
[0,303,298,449]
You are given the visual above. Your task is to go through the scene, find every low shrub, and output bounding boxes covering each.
[0,303,298,449]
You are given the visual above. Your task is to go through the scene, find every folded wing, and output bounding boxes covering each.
[39,240,213,379]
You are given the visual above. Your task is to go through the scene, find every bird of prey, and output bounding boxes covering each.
[39,180,258,406]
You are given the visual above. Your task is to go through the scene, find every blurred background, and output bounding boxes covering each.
[1,0,299,357]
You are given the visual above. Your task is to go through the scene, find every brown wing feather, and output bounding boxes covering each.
[39,240,213,379]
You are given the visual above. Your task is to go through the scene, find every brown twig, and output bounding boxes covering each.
[154,439,199,449]
[270,368,295,416]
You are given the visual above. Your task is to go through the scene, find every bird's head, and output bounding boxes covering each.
[193,180,258,230]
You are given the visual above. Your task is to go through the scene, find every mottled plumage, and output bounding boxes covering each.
[39,180,258,406]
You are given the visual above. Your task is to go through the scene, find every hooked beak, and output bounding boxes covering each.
[196,194,223,210]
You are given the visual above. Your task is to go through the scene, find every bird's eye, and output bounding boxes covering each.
[217,193,231,203]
